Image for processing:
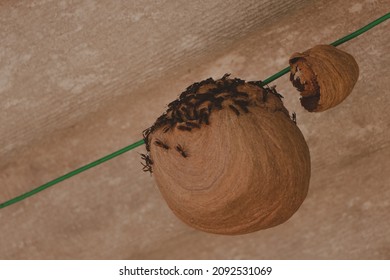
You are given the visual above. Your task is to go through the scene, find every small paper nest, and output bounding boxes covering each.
[289,45,359,112]
[142,75,311,235]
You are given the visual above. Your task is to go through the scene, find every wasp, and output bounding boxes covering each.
[248,80,263,88]
[233,77,245,85]
[262,90,269,102]
[177,125,192,131]
[162,126,170,133]
[142,127,151,140]
[270,85,284,99]
[222,73,231,80]
[154,139,169,150]
[194,93,215,107]
[213,97,224,110]
[142,128,152,151]
[140,153,153,165]
[233,92,248,98]
[229,104,240,116]
[180,106,193,120]
[192,107,199,120]
[233,99,249,113]
[199,111,210,125]
[175,144,188,158]
[168,99,180,109]
[140,153,153,173]
[292,112,297,124]
[185,121,200,129]
[141,162,152,173]
[172,109,184,123]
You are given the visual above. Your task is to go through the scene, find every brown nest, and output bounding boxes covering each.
[142,75,311,235]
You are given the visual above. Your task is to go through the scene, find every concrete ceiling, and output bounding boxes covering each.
[0,0,389,259]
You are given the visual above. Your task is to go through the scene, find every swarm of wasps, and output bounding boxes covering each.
[140,74,295,174]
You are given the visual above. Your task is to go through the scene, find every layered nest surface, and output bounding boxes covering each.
[141,74,310,234]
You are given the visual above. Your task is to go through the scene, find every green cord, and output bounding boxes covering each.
[0,140,145,208]
[261,67,290,86]
[261,12,390,86]
[330,13,390,47]
[1,13,389,209]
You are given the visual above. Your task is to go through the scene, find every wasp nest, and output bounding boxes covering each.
[142,75,311,235]
[289,45,359,112]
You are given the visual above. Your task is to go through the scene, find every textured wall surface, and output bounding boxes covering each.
[0,0,389,259]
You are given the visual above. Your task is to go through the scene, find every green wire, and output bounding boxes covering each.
[330,13,390,47]
[261,12,390,86]
[261,67,290,86]
[1,13,389,209]
[0,140,145,208]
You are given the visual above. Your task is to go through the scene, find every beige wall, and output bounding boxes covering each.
[0,0,389,259]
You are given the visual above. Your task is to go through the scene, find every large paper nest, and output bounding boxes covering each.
[142,76,311,235]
